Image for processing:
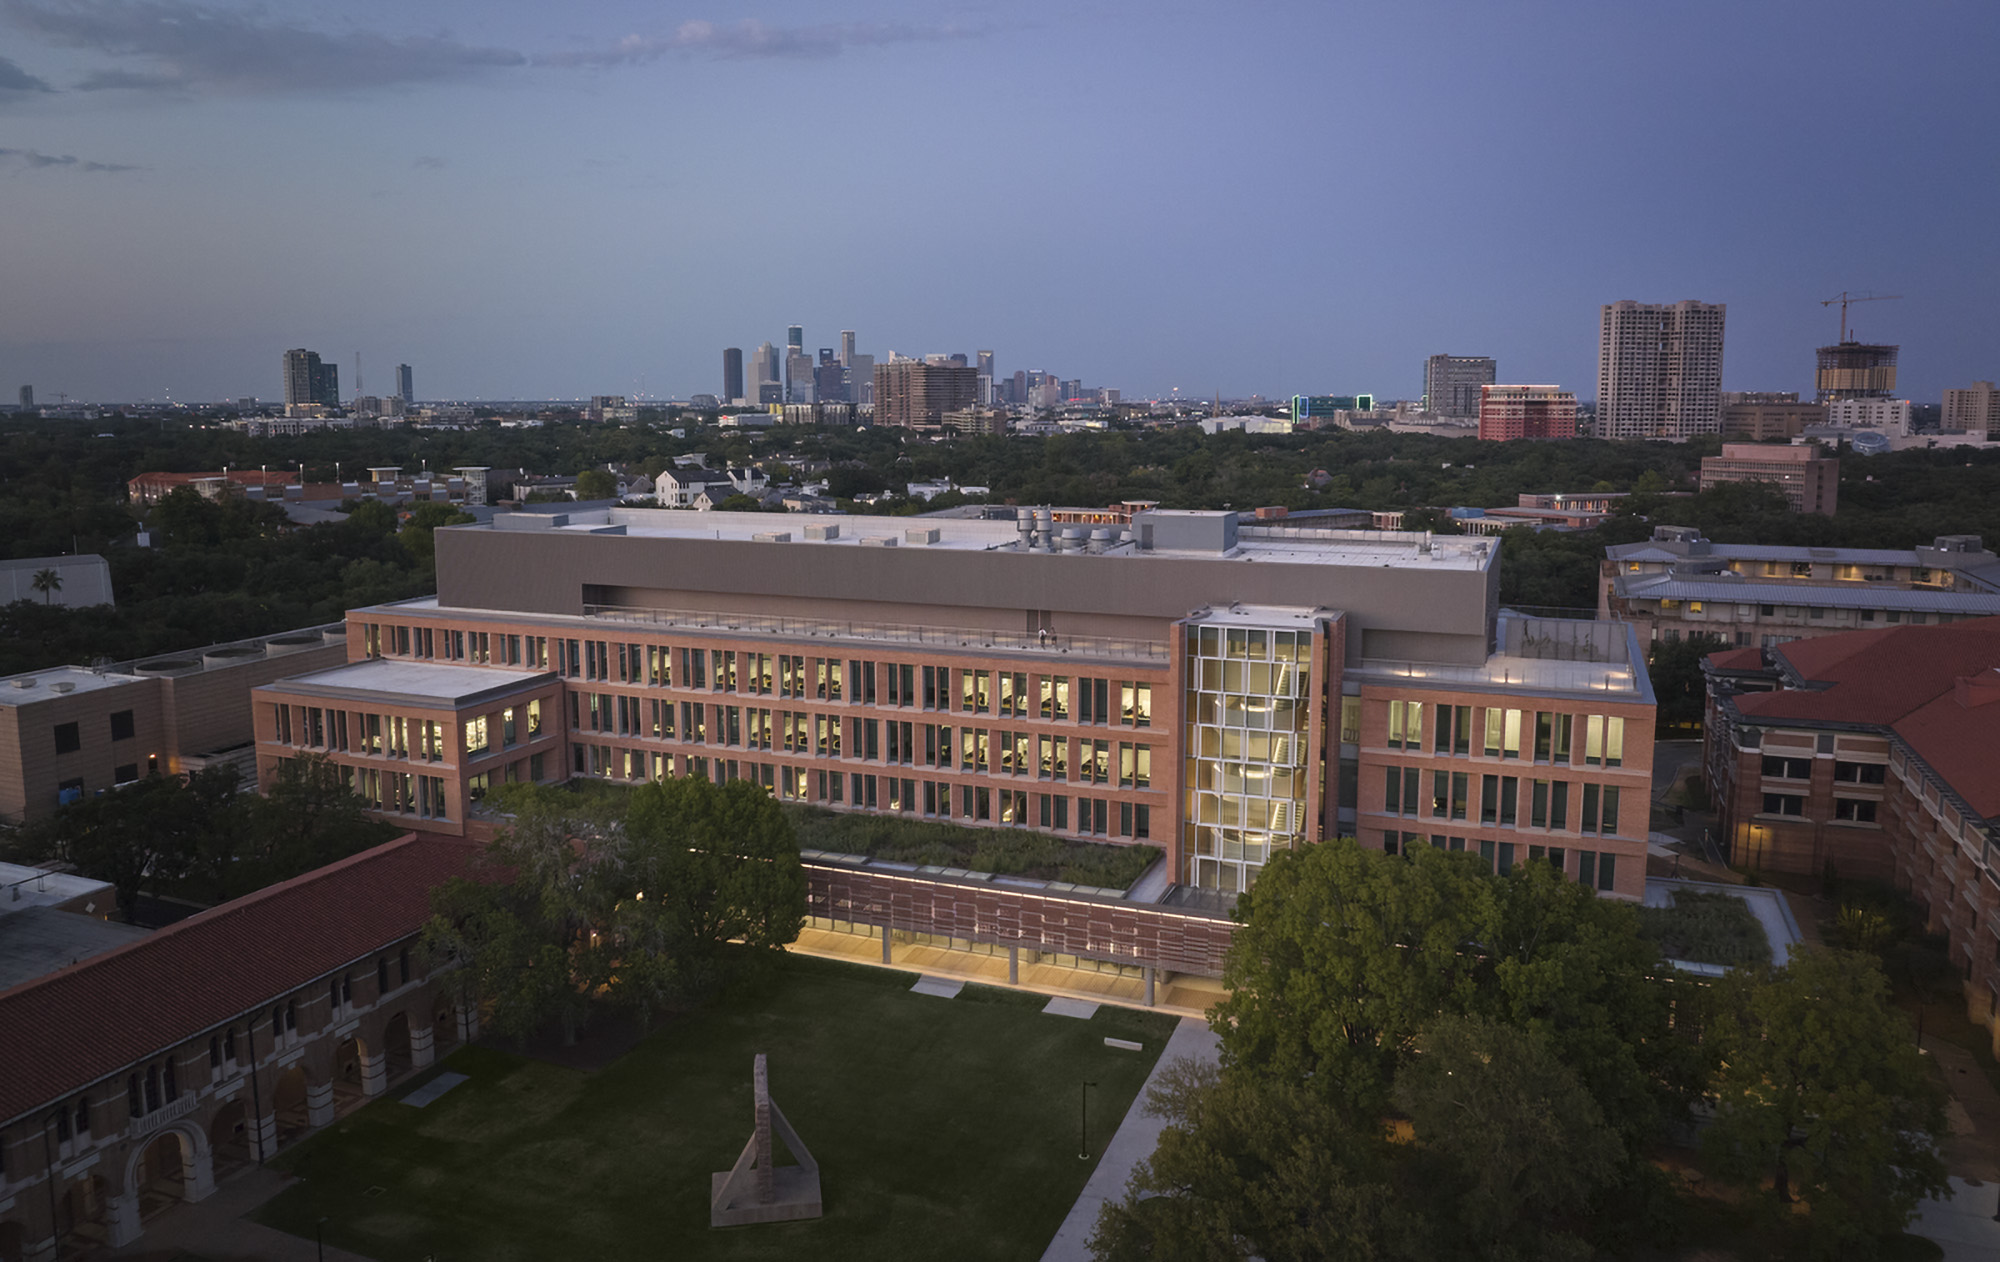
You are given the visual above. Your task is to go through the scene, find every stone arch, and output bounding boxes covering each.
[432,998,461,1055]
[383,1011,414,1080]
[209,1098,253,1174]
[123,1121,215,1217]
[272,1065,312,1145]
[58,1171,113,1249]
[334,1033,369,1089]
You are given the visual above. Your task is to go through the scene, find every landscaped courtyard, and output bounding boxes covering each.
[253,954,1180,1261]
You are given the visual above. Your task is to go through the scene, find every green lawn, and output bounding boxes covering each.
[254,955,1180,1262]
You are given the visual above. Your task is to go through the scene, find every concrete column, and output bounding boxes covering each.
[1144,966,1156,1007]
[306,1081,336,1129]
[456,1003,480,1044]
[881,928,892,965]
[358,1048,388,1097]
[251,1110,278,1160]
[410,1023,437,1069]
[185,1137,217,1203]
[1008,947,1019,985]
[105,1190,143,1248]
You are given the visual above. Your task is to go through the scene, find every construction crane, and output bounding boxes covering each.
[1821,291,1901,344]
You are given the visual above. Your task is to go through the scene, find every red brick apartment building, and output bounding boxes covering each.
[251,506,1658,913]
[0,834,479,1259]
[1704,618,2000,1051]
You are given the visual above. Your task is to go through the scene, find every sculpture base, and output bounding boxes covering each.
[709,1166,823,1227]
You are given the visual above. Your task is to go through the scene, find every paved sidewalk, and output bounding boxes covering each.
[1914,1177,2000,1260]
[1040,1015,1221,1262]
[105,1165,376,1262]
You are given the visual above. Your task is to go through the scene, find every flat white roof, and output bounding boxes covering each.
[0,667,144,706]
[267,659,549,705]
[472,508,1497,573]
[0,863,115,912]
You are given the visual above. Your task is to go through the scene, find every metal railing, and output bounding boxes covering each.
[581,605,1170,663]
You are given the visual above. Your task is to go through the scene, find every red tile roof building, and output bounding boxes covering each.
[1703,618,2000,1051]
[0,832,479,1256]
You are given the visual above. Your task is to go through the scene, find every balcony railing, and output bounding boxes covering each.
[582,605,1170,663]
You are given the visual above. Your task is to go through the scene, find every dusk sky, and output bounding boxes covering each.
[2,0,1995,404]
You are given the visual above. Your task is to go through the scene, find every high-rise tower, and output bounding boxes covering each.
[396,363,414,405]
[1421,354,1495,418]
[723,348,744,402]
[1596,301,1726,439]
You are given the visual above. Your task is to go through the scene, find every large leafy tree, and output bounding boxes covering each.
[424,777,806,1043]
[1701,948,1947,1256]
[1392,1016,1625,1261]
[1211,839,1501,1118]
[1089,1060,1420,1262]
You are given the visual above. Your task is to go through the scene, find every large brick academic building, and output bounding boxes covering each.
[253,506,1656,911]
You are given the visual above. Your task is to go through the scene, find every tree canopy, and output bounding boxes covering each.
[1096,839,1946,1260]
[423,778,806,1044]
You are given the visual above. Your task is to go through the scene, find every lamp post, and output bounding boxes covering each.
[316,1215,327,1262]
[1078,1080,1097,1161]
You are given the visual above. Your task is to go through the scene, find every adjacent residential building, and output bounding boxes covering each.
[1596,301,1727,440]
[1944,382,2000,437]
[1721,400,1826,441]
[1701,619,2000,1052]
[0,625,348,824]
[280,349,338,409]
[0,832,481,1256]
[874,360,978,432]
[1698,442,1838,515]
[1422,355,1496,419]
[1477,385,1577,441]
[1602,526,2000,647]
[1824,398,1912,435]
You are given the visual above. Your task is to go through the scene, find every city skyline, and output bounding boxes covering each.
[0,1,1995,403]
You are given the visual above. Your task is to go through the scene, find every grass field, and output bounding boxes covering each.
[253,955,1180,1262]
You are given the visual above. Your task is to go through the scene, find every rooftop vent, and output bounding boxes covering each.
[751,531,793,544]
[11,678,34,689]
[905,527,941,545]
[804,524,840,541]
[861,536,899,548]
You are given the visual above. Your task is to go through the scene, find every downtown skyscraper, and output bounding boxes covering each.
[1596,301,1726,439]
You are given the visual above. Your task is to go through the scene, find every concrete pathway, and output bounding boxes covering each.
[1914,1177,2000,1260]
[105,1165,376,1262]
[1041,1016,1221,1262]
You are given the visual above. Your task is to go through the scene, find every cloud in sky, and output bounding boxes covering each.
[0,145,138,171]
[413,155,445,170]
[1,3,988,99]
[0,53,55,93]
[541,19,986,66]
[1,0,527,95]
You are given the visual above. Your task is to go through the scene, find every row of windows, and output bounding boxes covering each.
[364,623,549,669]
[1382,767,1623,835]
[367,622,1164,727]
[1378,834,1620,891]
[1760,755,1887,784]
[1760,793,1878,823]
[273,701,546,760]
[1383,701,1626,768]
[50,709,138,757]
[564,698,1157,786]
[569,750,1153,840]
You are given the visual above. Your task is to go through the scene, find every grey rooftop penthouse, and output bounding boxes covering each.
[434,507,1503,667]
